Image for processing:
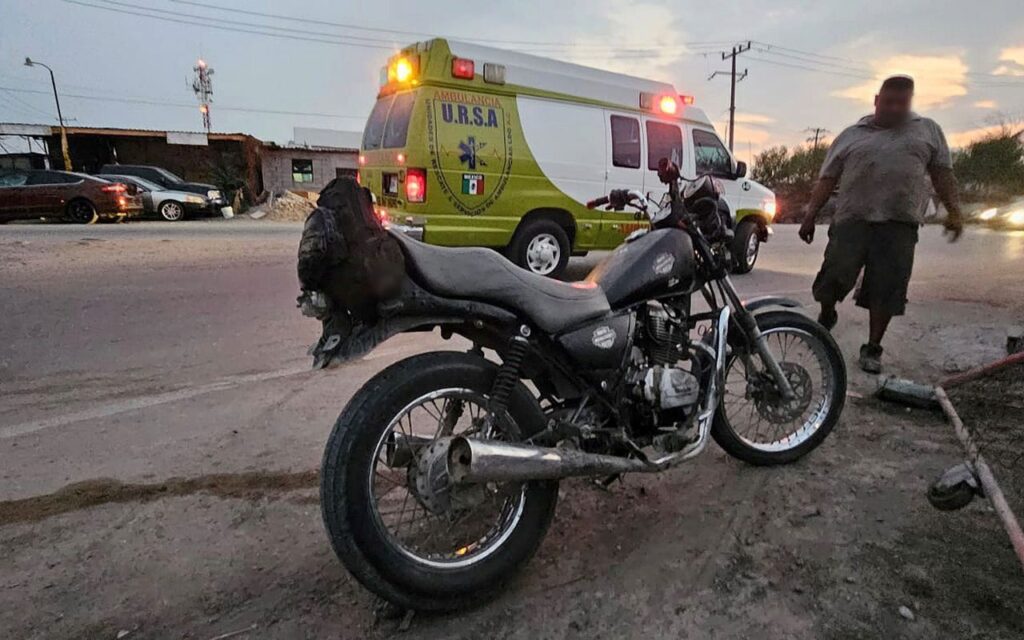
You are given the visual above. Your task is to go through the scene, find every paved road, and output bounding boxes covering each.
[2,221,1022,499]
[2,221,1023,639]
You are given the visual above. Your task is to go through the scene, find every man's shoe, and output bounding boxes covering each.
[818,307,838,331]
[859,343,883,374]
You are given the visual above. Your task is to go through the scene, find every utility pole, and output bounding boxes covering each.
[707,42,751,152]
[191,57,214,133]
[805,127,831,150]
[24,57,72,171]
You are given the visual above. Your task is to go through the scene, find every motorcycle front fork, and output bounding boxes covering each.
[716,276,796,400]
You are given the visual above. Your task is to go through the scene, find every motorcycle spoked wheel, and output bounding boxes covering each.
[712,310,847,466]
[320,351,559,611]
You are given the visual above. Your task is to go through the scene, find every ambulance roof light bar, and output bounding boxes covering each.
[640,91,694,115]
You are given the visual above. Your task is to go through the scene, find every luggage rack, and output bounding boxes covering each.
[876,351,1024,572]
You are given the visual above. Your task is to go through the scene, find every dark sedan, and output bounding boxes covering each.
[0,170,143,224]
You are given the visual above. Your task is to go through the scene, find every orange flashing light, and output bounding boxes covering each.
[658,95,678,115]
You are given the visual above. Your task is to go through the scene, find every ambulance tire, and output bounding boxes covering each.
[509,219,570,279]
[731,219,760,274]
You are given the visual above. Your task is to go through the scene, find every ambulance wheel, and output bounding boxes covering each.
[509,219,570,279]
[731,219,760,274]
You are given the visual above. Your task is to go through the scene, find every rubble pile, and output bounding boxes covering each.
[248,191,316,222]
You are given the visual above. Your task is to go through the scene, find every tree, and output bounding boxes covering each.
[952,125,1024,203]
[750,146,789,185]
[751,141,830,220]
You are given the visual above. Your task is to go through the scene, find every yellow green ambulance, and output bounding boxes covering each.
[359,39,776,278]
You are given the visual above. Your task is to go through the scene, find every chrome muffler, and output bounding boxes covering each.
[447,436,652,483]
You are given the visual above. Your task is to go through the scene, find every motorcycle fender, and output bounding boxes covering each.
[742,296,801,313]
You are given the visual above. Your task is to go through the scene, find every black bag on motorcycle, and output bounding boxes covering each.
[296,177,405,365]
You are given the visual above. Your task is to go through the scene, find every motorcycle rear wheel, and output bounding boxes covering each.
[320,351,559,611]
[712,310,847,465]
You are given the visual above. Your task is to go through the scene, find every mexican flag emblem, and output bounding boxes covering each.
[461,173,485,195]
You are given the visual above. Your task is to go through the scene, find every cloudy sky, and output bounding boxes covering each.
[1,0,1022,162]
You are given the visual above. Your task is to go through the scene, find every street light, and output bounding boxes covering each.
[24,57,72,171]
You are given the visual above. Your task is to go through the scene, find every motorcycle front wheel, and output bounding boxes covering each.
[320,351,559,611]
[712,310,847,465]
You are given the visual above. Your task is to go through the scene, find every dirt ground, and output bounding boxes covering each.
[2,224,1023,639]
[3,397,1022,639]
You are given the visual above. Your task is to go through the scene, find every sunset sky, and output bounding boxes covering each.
[1,0,1022,162]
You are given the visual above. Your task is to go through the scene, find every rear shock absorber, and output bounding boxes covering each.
[487,330,530,438]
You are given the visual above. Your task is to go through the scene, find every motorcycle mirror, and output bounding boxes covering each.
[657,158,680,184]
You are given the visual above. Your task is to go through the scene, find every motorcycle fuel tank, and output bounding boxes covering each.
[585,228,695,309]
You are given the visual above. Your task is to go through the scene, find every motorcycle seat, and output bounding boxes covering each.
[390,230,610,334]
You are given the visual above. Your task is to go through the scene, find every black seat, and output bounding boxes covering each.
[390,231,610,334]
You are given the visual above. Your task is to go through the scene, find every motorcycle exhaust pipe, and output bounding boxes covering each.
[447,436,651,484]
[385,433,433,467]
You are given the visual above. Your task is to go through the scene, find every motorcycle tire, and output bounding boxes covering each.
[320,351,559,611]
[712,310,847,466]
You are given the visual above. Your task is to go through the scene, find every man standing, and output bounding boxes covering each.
[799,75,964,373]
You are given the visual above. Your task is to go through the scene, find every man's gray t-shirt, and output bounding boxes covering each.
[819,113,951,225]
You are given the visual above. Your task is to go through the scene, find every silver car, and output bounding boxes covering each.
[95,174,213,222]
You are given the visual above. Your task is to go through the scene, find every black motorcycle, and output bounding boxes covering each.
[317,161,846,611]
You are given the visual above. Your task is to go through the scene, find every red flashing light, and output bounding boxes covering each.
[396,152,405,165]
[658,95,678,115]
[358,154,366,166]
[451,57,475,80]
[405,168,426,203]
[377,207,389,223]
[680,94,695,105]
[356,170,361,185]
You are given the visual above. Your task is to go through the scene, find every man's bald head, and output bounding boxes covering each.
[874,75,914,127]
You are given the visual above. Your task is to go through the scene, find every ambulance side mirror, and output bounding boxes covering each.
[734,161,747,179]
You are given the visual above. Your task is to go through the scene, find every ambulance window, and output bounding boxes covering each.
[693,129,733,176]
[646,121,682,170]
[610,115,641,169]
[382,91,415,149]
[362,96,393,150]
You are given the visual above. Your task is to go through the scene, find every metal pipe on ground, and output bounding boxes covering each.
[934,386,1024,572]
[874,371,1024,571]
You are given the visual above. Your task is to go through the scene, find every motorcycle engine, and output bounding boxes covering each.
[626,306,702,434]
[642,366,700,416]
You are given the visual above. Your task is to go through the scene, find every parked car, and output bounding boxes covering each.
[95,173,221,222]
[977,198,1024,230]
[0,170,142,224]
[97,164,230,216]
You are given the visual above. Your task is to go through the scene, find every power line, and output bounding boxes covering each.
[93,0,404,47]
[746,55,874,79]
[66,0,729,57]
[0,89,58,119]
[754,41,1024,84]
[0,85,366,120]
[0,92,53,122]
[62,0,397,49]
[167,0,733,51]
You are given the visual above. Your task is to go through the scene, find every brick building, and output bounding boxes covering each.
[259,144,359,194]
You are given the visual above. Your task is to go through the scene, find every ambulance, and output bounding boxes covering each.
[360,39,776,278]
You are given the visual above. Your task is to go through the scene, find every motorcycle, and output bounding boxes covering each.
[317,160,846,611]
